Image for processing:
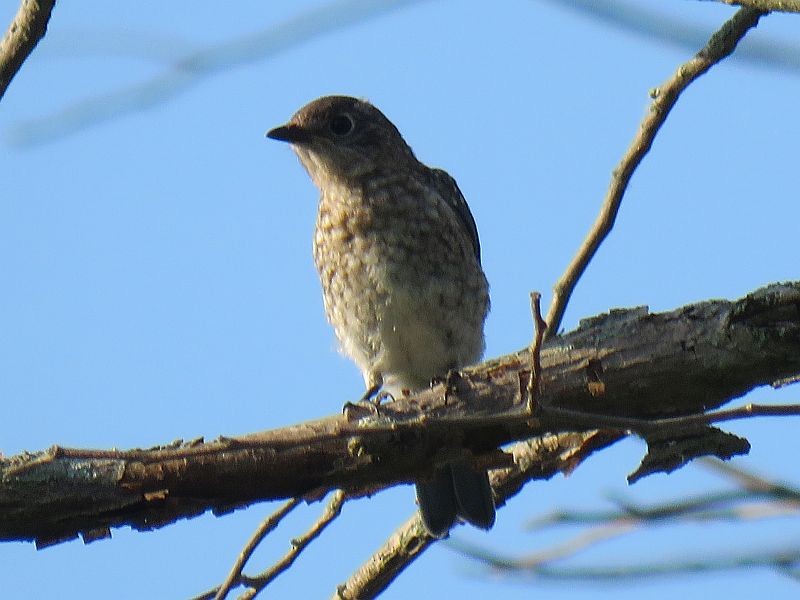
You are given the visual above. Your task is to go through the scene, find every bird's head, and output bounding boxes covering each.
[267,95,416,187]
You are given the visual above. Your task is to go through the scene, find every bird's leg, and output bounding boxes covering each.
[342,373,391,419]
[361,382,396,407]
[431,368,463,405]
[360,381,383,403]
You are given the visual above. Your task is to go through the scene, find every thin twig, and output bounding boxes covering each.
[541,402,800,436]
[526,291,548,412]
[239,490,347,598]
[543,6,766,340]
[195,498,302,600]
[0,0,56,100]
[699,457,800,502]
[455,521,636,571]
[522,523,635,565]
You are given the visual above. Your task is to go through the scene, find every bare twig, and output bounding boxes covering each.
[699,458,800,502]
[0,0,56,100]
[452,522,635,569]
[544,6,766,340]
[526,291,547,412]
[241,490,347,598]
[198,498,302,600]
[194,492,346,599]
[542,402,800,435]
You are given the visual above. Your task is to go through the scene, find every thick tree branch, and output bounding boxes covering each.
[544,6,765,339]
[1,281,799,549]
[0,0,56,100]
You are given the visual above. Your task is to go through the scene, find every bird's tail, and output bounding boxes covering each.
[416,459,495,538]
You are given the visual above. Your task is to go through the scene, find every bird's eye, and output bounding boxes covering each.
[329,113,355,136]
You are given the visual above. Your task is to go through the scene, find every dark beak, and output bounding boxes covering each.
[266,123,313,144]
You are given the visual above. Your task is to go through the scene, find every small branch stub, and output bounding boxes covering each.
[527,291,548,413]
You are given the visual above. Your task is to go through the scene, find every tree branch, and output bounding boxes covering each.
[2,281,798,549]
[0,0,56,101]
[544,6,766,339]
[194,497,301,600]
[240,490,346,598]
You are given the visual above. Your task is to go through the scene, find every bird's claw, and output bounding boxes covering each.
[342,385,394,420]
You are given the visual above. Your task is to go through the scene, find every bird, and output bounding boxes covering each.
[266,95,494,537]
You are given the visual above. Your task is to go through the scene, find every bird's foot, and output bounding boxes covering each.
[342,384,394,420]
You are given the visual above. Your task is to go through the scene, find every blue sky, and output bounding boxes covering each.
[2,1,799,598]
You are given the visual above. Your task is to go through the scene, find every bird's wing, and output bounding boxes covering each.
[428,168,482,263]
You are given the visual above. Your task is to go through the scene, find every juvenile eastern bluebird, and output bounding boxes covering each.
[267,95,494,537]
